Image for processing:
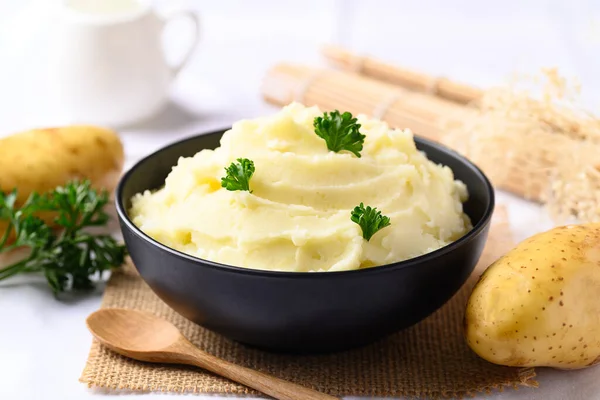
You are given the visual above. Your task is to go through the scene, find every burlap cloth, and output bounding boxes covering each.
[80,207,537,398]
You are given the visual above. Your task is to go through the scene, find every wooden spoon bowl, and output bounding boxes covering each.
[86,308,336,400]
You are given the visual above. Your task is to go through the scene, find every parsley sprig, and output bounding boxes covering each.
[221,158,255,192]
[351,203,391,241]
[0,181,127,294]
[314,110,366,157]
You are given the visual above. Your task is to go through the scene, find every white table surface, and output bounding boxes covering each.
[1,1,600,399]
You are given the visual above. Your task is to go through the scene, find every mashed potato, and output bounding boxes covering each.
[130,103,471,272]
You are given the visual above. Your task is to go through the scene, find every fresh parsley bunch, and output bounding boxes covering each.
[0,181,127,294]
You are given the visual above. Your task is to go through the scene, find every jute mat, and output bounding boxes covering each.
[80,207,537,398]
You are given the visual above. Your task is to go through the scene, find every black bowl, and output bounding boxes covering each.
[116,129,494,353]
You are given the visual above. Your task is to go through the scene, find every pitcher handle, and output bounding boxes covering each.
[161,10,200,79]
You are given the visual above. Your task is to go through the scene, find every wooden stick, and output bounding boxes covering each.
[321,45,484,105]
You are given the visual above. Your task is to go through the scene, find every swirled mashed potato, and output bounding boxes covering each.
[130,103,471,272]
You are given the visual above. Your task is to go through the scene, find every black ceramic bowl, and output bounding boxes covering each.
[116,129,494,353]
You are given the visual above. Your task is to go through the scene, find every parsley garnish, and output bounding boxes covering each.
[314,110,366,157]
[0,181,127,294]
[351,203,391,241]
[221,158,255,193]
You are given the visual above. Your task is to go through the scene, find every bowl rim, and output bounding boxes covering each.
[116,128,495,278]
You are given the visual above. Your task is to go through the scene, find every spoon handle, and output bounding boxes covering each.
[178,341,337,400]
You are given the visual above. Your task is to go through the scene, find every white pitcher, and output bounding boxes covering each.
[55,0,200,127]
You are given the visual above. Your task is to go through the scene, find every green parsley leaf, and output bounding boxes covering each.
[351,203,391,241]
[221,158,255,192]
[314,110,366,157]
[0,180,127,295]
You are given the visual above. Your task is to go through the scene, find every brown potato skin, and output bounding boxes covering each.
[0,126,124,242]
[465,224,600,369]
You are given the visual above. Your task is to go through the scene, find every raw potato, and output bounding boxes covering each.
[0,126,124,240]
[465,224,600,369]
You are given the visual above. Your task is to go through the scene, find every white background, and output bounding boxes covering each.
[0,0,600,399]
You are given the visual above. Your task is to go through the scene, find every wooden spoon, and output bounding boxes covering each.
[86,308,337,400]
